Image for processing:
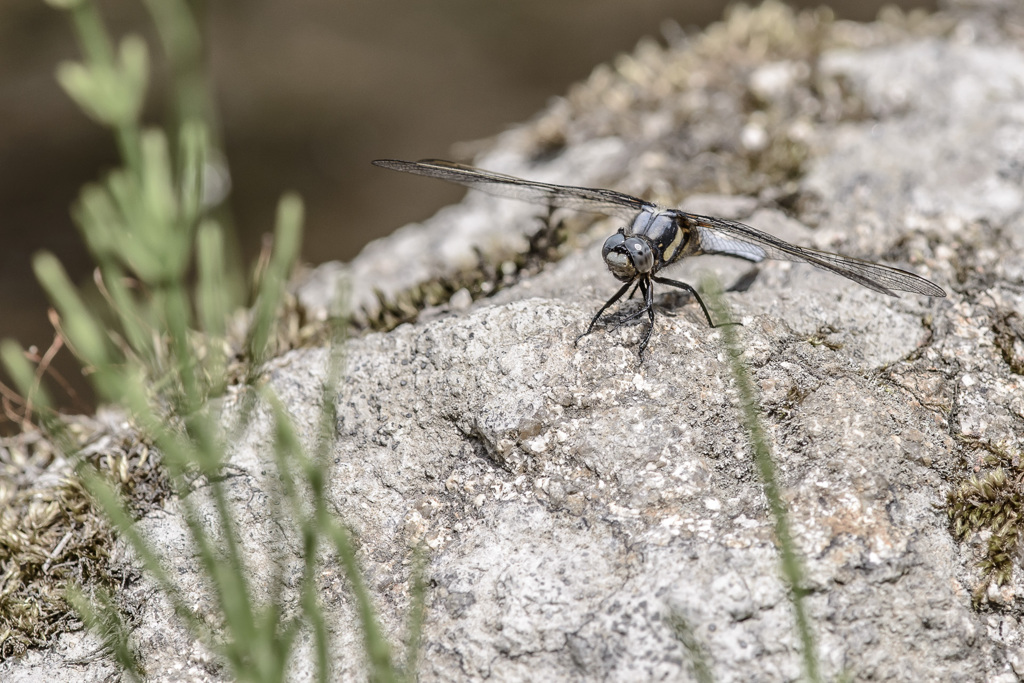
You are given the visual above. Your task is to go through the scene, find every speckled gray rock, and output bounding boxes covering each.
[7,2,1024,681]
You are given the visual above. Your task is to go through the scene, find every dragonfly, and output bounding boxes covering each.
[372,159,946,358]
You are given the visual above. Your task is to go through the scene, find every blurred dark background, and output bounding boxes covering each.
[0,0,935,417]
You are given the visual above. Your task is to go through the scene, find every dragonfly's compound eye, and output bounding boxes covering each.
[602,233,634,280]
[623,237,654,274]
[602,232,627,259]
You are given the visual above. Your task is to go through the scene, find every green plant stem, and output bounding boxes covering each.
[326,515,396,683]
[701,276,820,683]
[403,548,428,682]
[115,126,144,181]
[669,613,714,683]
[142,0,246,310]
[158,283,200,411]
[69,1,114,67]
[141,0,215,139]
[67,0,143,174]
[247,194,304,367]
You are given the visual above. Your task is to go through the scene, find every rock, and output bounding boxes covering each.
[6,1,1024,681]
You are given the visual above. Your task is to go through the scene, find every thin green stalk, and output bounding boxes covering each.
[115,126,144,182]
[248,194,304,367]
[0,340,56,417]
[139,0,245,302]
[261,302,401,683]
[77,465,211,643]
[269,396,330,683]
[65,586,142,682]
[403,547,428,682]
[97,260,158,365]
[160,283,201,410]
[325,515,396,683]
[668,613,714,683]
[302,571,331,683]
[142,0,216,138]
[67,1,143,175]
[263,309,351,683]
[68,1,115,69]
[179,419,259,650]
[700,275,820,683]
[195,219,229,390]
[309,310,350,682]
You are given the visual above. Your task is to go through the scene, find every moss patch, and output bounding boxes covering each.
[0,416,169,659]
[946,438,1024,604]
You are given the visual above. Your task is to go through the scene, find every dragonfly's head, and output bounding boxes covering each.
[602,230,654,281]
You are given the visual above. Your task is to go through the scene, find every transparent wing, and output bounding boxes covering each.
[680,212,946,298]
[373,159,652,219]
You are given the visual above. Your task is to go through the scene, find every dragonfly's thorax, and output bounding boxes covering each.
[602,229,655,281]
[629,209,689,268]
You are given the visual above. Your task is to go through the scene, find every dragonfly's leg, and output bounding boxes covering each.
[652,275,741,329]
[627,281,642,300]
[612,297,653,328]
[529,204,562,257]
[575,280,634,345]
[637,278,656,359]
[610,277,658,333]
[613,308,648,328]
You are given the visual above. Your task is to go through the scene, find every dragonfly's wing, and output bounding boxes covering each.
[680,212,946,298]
[373,159,652,219]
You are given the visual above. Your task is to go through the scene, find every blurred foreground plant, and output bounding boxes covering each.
[1,1,425,681]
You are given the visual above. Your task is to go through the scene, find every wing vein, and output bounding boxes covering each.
[685,213,945,297]
[372,159,651,219]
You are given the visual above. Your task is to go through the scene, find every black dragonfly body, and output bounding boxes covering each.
[372,159,946,357]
